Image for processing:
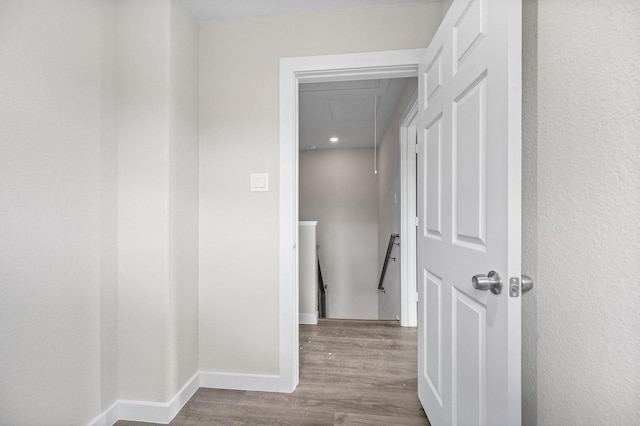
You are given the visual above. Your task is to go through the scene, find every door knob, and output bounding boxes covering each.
[521,275,534,293]
[472,271,503,295]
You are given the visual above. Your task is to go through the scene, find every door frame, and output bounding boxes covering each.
[399,94,419,327]
[279,48,426,392]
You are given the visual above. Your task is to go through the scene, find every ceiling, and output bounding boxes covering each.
[299,78,410,151]
[183,0,438,21]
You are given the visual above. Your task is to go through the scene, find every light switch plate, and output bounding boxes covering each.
[250,173,269,192]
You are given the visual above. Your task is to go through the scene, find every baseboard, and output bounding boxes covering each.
[89,373,199,426]
[119,372,199,423]
[88,402,119,426]
[88,371,281,425]
[299,311,318,325]
[199,371,281,392]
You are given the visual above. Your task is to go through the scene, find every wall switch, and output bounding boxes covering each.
[250,173,269,192]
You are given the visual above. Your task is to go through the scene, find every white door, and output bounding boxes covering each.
[417,0,522,425]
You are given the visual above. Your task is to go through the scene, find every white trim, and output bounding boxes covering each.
[88,402,119,426]
[400,94,419,328]
[199,371,281,392]
[279,49,427,393]
[88,371,280,425]
[506,0,523,424]
[299,312,318,325]
[400,91,419,129]
[118,373,199,424]
[279,55,299,394]
[89,373,199,426]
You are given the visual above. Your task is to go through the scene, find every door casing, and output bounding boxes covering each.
[279,49,426,392]
[400,94,419,327]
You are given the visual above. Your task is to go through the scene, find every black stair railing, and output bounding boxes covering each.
[317,258,326,318]
[378,233,400,292]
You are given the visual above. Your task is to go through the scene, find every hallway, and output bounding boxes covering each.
[118,320,428,425]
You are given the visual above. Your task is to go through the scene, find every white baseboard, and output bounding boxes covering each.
[88,402,119,426]
[89,371,281,425]
[89,373,199,426]
[118,372,199,423]
[199,371,280,392]
[299,311,318,325]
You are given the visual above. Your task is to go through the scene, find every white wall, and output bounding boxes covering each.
[169,0,200,398]
[0,0,118,423]
[117,0,199,402]
[522,0,640,423]
[1,0,198,420]
[199,0,442,376]
[117,0,171,401]
[377,78,418,320]
[300,149,379,320]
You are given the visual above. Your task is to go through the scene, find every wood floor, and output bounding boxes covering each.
[117,319,429,425]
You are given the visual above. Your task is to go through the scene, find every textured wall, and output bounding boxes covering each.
[0,0,118,423]
[522,0,640,423]
[377,78,418,321]
[198,2,442,374]
[300,149,379,320]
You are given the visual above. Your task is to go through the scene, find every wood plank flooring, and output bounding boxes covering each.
[116,319,429,425]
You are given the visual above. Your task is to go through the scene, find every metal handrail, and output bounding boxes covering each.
[378,233,400,292]
[317,258,326,318]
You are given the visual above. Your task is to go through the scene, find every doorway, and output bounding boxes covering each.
[298,78,413,322]
[278,49,426,391]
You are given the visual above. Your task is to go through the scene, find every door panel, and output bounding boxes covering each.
[425,49,443,104]
[425,117,443,239]
[452,73,487,250]
[452,288,486,426]
[453,0,486,69]
[417,0,522,425]
[424,270,443,404]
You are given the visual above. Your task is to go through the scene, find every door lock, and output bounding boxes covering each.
[509,275,534,297]
[471,271,503,295]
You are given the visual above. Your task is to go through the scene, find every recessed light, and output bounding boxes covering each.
[329,137,339,143]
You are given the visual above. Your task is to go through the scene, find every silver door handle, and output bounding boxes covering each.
[472,271,503,295]
[521,275,534,294]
